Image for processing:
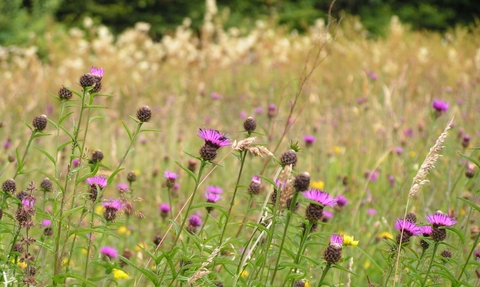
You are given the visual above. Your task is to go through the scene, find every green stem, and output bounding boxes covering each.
[317,264,332,287]
[14,130,37,180]
[415,248,426,270]
[284,220,312,286]
[54,88,88,279]
[457,230,480,282]
[218,150,247,247]
[54,101,66,178]
[421,242,439,287]
[234,195,254,238]
[270,191,300,285]
[83,201,97,282]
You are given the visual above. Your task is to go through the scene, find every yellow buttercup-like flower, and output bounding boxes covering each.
[241,270,249,278]
[377,231,393,240]
[95,205,104,215]
[364,261,371,269]
[17,261,27,270]
[304,281,311,287]
[135,242,146,252]
[343,235,359,246]
[118,226,131,235]
[113,268,129,279]
[311,180,325,190]
[333,146,343,155]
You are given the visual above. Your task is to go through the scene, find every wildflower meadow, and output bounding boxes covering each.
[1,3,480,287]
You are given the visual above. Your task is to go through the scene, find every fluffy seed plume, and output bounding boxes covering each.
[409,118,453,197]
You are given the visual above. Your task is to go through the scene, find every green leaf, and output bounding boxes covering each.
[444,226,465,243]
[53,273,96,286]
[57,140,73,153]
[459,197,480,213]
[58,111,74,125]
[128,115,141,123]
[176,161,197,183]
[21,118,33,130]
[459,152,480,169]
[58,124,75,141]
[47,118,59,129]
[61,206,85,220]
[93,93,114,97]
[35,147,56,165]
[84,105,105,109]
[32,132,52,139]
[139,128,161,133]
[108,168,125,184]
[118,255,158,284]
[122,121,133,141]
[15,148,23,170]
[88,116,105,123]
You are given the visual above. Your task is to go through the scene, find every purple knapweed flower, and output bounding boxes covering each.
[304,135,316,147]
[432,100,449,113]
[159,204,171,213]
[205,192,221,203]
[420,225,432,236]
[206,186,223,195]
[388,175,395,186]
[395,219,421,236]
[189,215,202,227]
[86,176,107,188]
[403,128,414,138]
[330,234,344,247]
[240,111,247,119]
[164,171,178,180]
[90,67,105,78]
[303,189,337,207]
[426,212,457,227]
[367,208,377,215]
[117,183,129,193]
[267,104,276,118]
[72,158,80,167]
[22,198,35,208]
[321,210,334,221]
[102,199,124,211]
[254,107,264,115]
[369,72,378,80]
[335,195,348,207]
[100,246,118,259]
[198,128,231,148]
[43,219,52,227]
[210,92,221,100]
[3,139,11,149]
[365,170,379,182]
[394,146,403,154]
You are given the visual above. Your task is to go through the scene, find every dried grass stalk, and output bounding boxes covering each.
[408,118,453,197]
[187,245,221,286]
[232,137,273,157]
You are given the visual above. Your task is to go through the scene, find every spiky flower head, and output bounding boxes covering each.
[198,128,231,148]
[159,204,171,213]
[40,177,53,192]
[43,219,52,227]
[420,225,432,236]
[22,198,35,208]
[432,100,449,112]
[243,116,257,133]
[280,149,298,167]
[405,212,417,223]
[206,186,223,194]
[303,189,337,207]
[90,150,104,163]
[32,115,48,131]
[90,67,104,79]
[102,198,124,222]
[205,192,221,203]
[127,171,137,183]
[189,215,202,227]
[248,175,262,195]
[87,176,107,188]
[117,183,129,193]
[100,246,118,260]
[293,172,310,192]
[426,212,457,227]
[58,86,73,100]
[304,135,316,147]
[267,103,277,118]
[2,178,16,193]
[323,235,343,264]
[321,210,333,222]
[395,219,421,235]
[164,171,178,188]
[136,106,152,123]
[335,195,348,207]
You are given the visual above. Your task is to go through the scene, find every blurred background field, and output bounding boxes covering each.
[1,0,480,286]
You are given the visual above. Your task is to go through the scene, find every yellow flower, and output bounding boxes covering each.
[241,270,249,278]
[135,242,146,252]
[17,261,27,270]
[95,205,104,215]
[377,231,393,240]
[333,146,343,155]
[460,209,466,216]
[118,226,131,235]
[305,281,311,287]
[343,235,359,246]
[311,180,324,190]
[81,248,87,255]
[409,151,416,158]
[364,261,371,269]
[113,269,129,280]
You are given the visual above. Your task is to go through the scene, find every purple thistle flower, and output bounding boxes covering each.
[403,128,414,138]
[365,170,379,182]
[86,176,107,188]
[4,139,11,149]
[102,199,124,211]
[210,92,221,100]
[335,195,348,207]
[302,189,337,207]
[100,246,118,259]
[206,186,223,195]
[369,72,378,80]
[198,128,231,148]
[43,219,52,227]
[367,208,377,215]
[330,234,344,247]
[90,67,104,78]
[164,171,178,180]
[426,212,457,226]
[240,111,247,119]
[159,204,171,213]
[22,198,35,207]
[205,192,221,203]
[254,107,264,115]
[322,210,333,219]
[189,215,202,227]
[420,225,432,235]
[72,158,80,167]
[388,175,395,186]
[394,146,403,154]
[395,219,421,236]
[252,175,261,183]
[432,100,449,113]
[304,135,316,147]
[117,183,129,192]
